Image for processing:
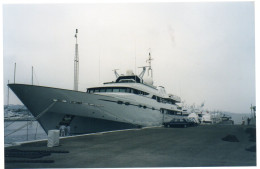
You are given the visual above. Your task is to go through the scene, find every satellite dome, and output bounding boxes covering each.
[126,69,134,76]
[143,76,153,85]
[157,86,167,96]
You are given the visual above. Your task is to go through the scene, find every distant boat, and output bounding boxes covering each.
[201,112,212,124]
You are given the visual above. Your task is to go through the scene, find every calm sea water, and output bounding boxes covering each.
[4,121,47,145]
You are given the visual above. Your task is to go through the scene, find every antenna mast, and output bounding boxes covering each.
[74,29,79,91]
[113,69,120,78]
[146,48,153,78]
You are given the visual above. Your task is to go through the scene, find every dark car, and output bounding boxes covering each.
[163,118,196,128]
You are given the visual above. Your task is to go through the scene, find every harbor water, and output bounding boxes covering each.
[4,121,47,146]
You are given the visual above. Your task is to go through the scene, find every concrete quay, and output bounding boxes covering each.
[4,125,256,168]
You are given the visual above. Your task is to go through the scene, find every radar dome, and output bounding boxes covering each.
[126,69,134,76]
[158,86,167,96]
[143,76,154,85]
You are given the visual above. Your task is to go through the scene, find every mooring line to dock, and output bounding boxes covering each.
[4,102,56,138]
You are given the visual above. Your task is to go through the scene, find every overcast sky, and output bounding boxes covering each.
[2,2,255,114]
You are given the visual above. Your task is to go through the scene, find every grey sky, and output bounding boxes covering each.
[3,2,255,114]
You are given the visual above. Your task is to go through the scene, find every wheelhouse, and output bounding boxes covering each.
[116,75,142,83]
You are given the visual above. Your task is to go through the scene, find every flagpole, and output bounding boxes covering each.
[74,29,79,91]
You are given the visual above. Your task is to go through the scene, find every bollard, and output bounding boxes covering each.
[47,130,60,147]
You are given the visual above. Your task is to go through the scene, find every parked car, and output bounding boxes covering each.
[163,118,198,128]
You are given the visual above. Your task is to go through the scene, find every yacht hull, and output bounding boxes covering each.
[8,84,163,134]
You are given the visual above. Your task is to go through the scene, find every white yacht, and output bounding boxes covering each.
[8,53,182,134]
[8,30,182,134]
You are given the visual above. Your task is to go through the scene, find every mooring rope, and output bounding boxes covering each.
[4,102,56,137]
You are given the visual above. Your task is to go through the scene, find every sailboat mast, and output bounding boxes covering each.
[74,29,79,91]
[32,66,34,85]
[14,63,16,84]
[7,80,9,105]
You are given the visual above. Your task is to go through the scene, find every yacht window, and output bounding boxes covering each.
[152,95,156,100]
[133,89,138,94]
[176,112,182,115]
[157,97,161,102]
[90,87,149,96]
[162,99,167,103]
[126,88,131,93]
[119,79,135,83]
[113,88,120,92]
[119,88,126,92]
[100,88,106,92]
[106,88,113,92]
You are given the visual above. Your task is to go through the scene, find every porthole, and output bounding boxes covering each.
[125,102,130,105]
[117,101,123,104]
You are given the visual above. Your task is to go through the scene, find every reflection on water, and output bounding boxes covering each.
[4,121,47,145]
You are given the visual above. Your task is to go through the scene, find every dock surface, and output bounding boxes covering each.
[5,125,256,168]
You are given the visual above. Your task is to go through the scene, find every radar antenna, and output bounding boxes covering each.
[146,48,153,77]
[112,69,120,78]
